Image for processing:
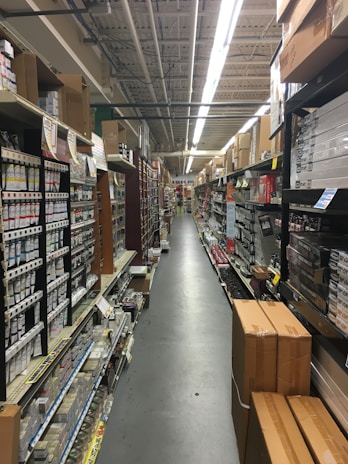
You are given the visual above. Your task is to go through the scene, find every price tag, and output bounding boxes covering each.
[271,156,278,170]
[272,273,280,286]
[95,295,113,318]
[314,188,337,209]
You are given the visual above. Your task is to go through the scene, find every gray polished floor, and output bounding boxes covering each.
[97,213,239,464]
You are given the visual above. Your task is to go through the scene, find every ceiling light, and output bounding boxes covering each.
[239,117,258,134]
[191,0,244,150]
[185,156,194,174]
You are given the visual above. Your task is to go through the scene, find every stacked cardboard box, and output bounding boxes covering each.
[291,92,348,189]
[278,0,348,83]
[245,392,314,464]
[234,133,251,170]
[0,404,21,464]
[249,115,272,165]
[288,396,348,463]
[231,300,277,463]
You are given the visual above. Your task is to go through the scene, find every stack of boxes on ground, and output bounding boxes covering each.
[231,299,347,464]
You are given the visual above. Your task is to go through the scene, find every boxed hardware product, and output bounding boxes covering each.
[236,132,251,151]
[287,396,348,463]
[249,115,272,164]
[289,232,348,268]
[255,174,276,203]
[311,335,348,434]
[280,0,348,83]
[259,301,312,395]
[281,0,320,46]
[231,299,277,463]
[0,404,21,464]
[245,392,314,464]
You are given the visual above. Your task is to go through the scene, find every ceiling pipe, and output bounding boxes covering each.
[146,0,175,148]
[119,0,169,141]
[184,0,199,151]
[91,101,267,108]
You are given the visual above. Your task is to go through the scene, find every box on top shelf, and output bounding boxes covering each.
[276,0,294,23]
[12,52,63,107]
[281,0,320,47]
[58,74,91,138]
[245,392,314,464]
[231,299,277,463]
[250,115,272,164]
[258,301,312,396]
[101,120,127,156]
[287,396,348,464]
[280,0,348,83]
[236,132,251,151]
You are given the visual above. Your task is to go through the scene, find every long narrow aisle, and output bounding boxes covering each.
[97,214,239,463]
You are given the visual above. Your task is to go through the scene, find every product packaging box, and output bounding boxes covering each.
[0,404,21,464]
[311,335,348,435]
[257,174,276,203]
[276,0,294,23]
[59,74,91,138]
[250,115,272,164]
[287,396,348,463]
[237,132,251,151]
[12,52,63,107]
[129,273,151,308]
[280,0,348,83]
[238,149,250,169]
[259,301,312,395]
[332,0,348,36]
[225,147,233,173]
[281,0,320,47]
[245,392,314,464]
[102,120,121,155]
[232,299,277,463]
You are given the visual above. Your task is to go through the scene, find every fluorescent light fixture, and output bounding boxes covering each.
[222,136,235,152]
[239,117,258,133]
[209,160,213,165]
[191,0,244,150]
[185,155,194,174]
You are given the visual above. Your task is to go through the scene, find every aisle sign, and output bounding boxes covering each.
[41,115,57,159]
[67,129,77,162]
[314,188,337,209]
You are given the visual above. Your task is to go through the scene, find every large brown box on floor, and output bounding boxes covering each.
[287,396,348,464]
[59,74,91,138]
[0,404,21,464]
[232,300,277,463]
[245,392,314,464]
[129,274,151,308]
[12,52,63,106]
[259,301,312,395]
[280,0,348,83]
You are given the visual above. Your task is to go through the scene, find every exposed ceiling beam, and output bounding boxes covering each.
[148,9,277,18]
[117,74,270,82]
[97,36,280,45]
[110,115,252,120]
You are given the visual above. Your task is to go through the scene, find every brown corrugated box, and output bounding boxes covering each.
[280,0,348,83]
[102,120,120,155]
[281,0,320,46]
[287,396,348,463]
[259,301,312,395]
[237,149,250,169]
[59,74,91,138]
[245,392,314,464]
[12,52,63,106]
[0,404,21,464]
[254,115,272,162]
[232,300,277,463]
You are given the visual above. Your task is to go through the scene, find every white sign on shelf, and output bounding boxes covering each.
[67,130,77,162]
[95,295,113,319]
[41,115,57,158]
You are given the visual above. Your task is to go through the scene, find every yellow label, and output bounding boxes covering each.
[271,156,278,170]
[272,273,280,286]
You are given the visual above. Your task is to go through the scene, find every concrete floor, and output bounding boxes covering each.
[97,214,239,464]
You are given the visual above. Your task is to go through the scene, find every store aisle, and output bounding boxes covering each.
[97,214,239,464]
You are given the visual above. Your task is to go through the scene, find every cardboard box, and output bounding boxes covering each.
[0,404,21,464]
[280,0,348,83]
[129,273,151,308]
[282,0,320,46]
[259,301,312,395]
[245,392,314,464]
[237,132,251,151]
[251,115,272,163]
[102,120,125,155]
[232,300,277,463]
[12,52,63,106]
[332,0,348,36]
[238,149,250,169]
[225,147,233,173]
[277,0,294,23]
[257,174,276,203]
[287,396,348,463]
[59,74,91,138]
